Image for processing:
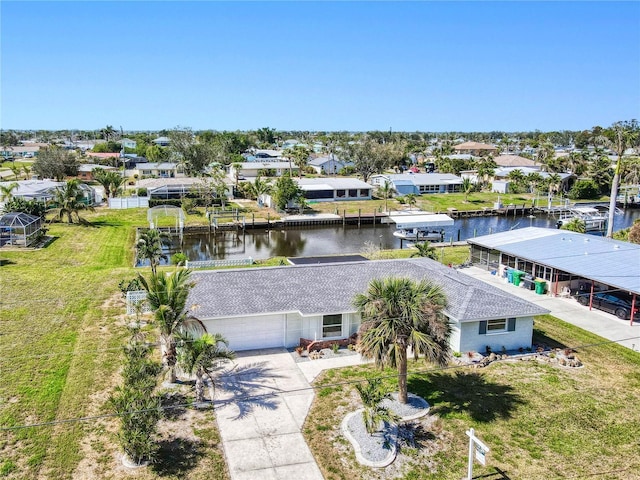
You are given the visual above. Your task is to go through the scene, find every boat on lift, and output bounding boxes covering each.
[388,211,454,244]
[555,206,609,232]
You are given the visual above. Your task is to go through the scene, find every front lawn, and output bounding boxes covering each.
[304,315,640,479]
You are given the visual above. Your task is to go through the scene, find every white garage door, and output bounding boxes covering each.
[206,315,285,351]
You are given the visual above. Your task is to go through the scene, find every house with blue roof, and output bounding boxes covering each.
[370,173,463,196]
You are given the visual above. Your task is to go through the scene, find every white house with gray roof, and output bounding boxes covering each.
[185,258,548,353]
[370,173,463,196]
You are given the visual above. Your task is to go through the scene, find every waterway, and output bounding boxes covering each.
[167,209,640,262]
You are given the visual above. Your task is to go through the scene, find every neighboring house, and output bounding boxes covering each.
[1,144,44,159]
[297,178,372,202]
[85,152,121,163]
[230,162,298,179]
[137,177,232,201]
[134,162,179,178]
[0,179,96,206]
[185,258,548,353]
[122,154,148,169]
[453,141,498,156]
[493,154,538,168]
[308,155,351,175]
[246,149,282,160]
[492,167,574,192]
[370,173,463,195]
[77,164,117,182]
[120,138,137,149]
[152,136,171,147]
[467,227,640,302]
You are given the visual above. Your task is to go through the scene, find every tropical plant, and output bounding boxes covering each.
[273,175,302,211]
[568,179,600,200]
[93,168,125,198]
[109,328,162,466]
[560,217,586,233]
[461,177,474,202]
[376,180,396,212]
[354,378,399,434]
[410,242,437,260]
[51,179,94,223]
[176,332,235,403]
[0,182,19,202]
[1,197,47,217]
[136,229,168,276]
[404,193,418,210]
[138,269,197,382]
[354,277,450,404]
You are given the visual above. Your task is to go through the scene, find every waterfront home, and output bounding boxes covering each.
[453,141,498,156]
[230,162,298,179]
[370,173,463,195]
[185,258,548,353]
[308,154,351,175]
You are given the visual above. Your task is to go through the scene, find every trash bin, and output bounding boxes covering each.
[507,269,514,284]
[522,275,535,290]
[512,270,523,286]
[535,280,546,295]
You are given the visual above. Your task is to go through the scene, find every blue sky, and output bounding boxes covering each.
[1,1,639,132]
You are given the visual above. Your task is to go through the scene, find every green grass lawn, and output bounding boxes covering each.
[304,315,640,480]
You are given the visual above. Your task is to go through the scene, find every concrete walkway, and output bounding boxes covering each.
[461,266,640,351]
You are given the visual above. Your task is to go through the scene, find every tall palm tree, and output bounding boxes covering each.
[354,378,399,434]
[0,182,19,202]
[376,180,396,212]
[51,179,94,223]
[354,277,450,404]
[136,229,168,275]
[176,332,235,402]
[137,269,196,382]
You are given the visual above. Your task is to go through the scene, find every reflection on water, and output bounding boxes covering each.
[167,209,640,261]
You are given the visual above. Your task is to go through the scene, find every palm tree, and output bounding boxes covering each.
[21,164,31,179]
[561,217,586,233]
[101,125,116,142]
[545,173,562,209]
[376,180,396,212]
[354,277,450,404]
[51,179,94,223]
[354,378,399,434]
[506,169,525,193]
[461,177,474,202]
[176,332,235,402]
[137,269,196,382]
[404,193,418,210]
[410,242,437,259]
[136,229,168,275]
[0,182,19,202]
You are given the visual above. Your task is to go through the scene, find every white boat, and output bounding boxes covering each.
[393,228,444,241]
[556,206,608,231]
[388,211,454,243]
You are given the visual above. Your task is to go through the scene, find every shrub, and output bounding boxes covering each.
[137,187,148,196]
[568,179,600,200]
[119,277,143,298]
[172,252,187,266]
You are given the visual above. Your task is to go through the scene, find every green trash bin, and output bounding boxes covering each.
[512,270,523,286]
[535,280,546,295]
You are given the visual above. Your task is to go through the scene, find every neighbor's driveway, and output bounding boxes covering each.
[214,348,324,480]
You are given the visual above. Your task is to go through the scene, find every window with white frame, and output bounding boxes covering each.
[322,314,342,338]
[486,319,507,333]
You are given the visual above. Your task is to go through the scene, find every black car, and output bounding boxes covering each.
[575,292,639,320]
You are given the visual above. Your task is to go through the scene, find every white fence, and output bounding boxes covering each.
[125,290,151,316]
[109,197,150,209]
[185,257,253,269]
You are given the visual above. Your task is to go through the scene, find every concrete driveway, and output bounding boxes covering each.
[213,348,324,480]
[461,267,640,351]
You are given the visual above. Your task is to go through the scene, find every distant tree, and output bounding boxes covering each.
[474,157,497,190]
[289,145,312,178]
[622,157,640,186]
[255,127,277,145]
[526,172,545,195]
[33,146,78,181]
[136,229,168,276]
[168,127,213,175]
[376,180,396,212]
[100,125,117,142]
[231,162,243,187]
[2,197,47,217]
[629,220,640,244]
[404,193,418,209]
[92,141,121,153]
[145,144,168,162]
[273,175,302,211]
[568,179,600,200]
[93,168,125,198]
[602,120,639,237]
[342,138,391,183]
[588,154,614,194]
[0,182,19,202]
[461,177,474,201]
[51,179,94,223]
[21,164,31,179]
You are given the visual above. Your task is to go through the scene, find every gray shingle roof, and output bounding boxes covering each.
[187,258,548,322]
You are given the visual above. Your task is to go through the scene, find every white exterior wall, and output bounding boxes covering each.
[449,323,462,353]
[456,317,534,353]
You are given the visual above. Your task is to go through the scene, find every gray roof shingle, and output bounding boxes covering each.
[187,258,548,322]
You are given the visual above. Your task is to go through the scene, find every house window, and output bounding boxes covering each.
[322,314,342,338]
[487,319,507,333]
[336,189,346,198]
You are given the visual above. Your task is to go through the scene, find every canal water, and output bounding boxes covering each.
[167,209,640,262]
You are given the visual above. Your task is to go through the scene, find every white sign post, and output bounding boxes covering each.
[466,428,490,480]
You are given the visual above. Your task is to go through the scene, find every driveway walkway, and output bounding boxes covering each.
[213,348,324,480]
[461,266,640,351]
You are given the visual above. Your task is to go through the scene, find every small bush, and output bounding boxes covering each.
[568,179,600,200]
[137,187,148,196]
[172,252,187,266]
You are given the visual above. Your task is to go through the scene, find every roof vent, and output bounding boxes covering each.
[584,238,590,242]
[614,245,620,249]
